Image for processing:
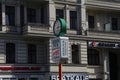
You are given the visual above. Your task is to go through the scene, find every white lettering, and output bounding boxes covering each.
[75,76,79,80]
[70,75,75,80]
[63,76,66,80]
[51,74,89,80]
[51,75,57,80]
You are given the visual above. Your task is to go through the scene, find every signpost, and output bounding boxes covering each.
[52,18,69,80]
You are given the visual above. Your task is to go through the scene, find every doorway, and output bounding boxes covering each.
[109,50,120,80]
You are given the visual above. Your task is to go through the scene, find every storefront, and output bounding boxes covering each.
[0,66,47,80]
[88,41,120,80]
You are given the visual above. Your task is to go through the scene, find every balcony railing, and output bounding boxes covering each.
[23,23,50,34]
[54,0,78,2]
[88,28,120,33]
[0,25,21,34]
[85,0,120,2]
[85,0,120,10]
[87,28,120,39]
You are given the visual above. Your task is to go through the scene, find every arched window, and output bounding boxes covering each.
[6,43,15,63]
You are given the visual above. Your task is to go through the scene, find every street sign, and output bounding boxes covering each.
[52,37,69,63]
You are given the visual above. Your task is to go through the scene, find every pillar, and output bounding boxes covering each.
[64,5,70,29]
[2,0,6,32]
[48,0,56,32]
[81,0,87,35]
[16,0,20,33]
[103,49,110,80]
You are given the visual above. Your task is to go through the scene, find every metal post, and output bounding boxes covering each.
[59,63,62,80]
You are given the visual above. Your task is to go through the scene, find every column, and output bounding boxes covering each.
[103,49,110,80]
[2,0,6,31]
[16,1,20,33]
[24,4,27,25]
[48,0,56,32]
[81,0,87,35]
[80,41,88,64]
[65,5,70,29]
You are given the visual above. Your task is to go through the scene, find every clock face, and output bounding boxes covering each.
[53,20,61,36]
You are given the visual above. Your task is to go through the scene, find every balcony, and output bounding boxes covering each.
[85,0,120,10]
[23,23,50,35]
[53,0,78,3]
[87,28,120,40]
[0,25,21,34]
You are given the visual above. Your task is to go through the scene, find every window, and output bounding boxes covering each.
[56,9,64,19]
[70,11,77,30]
[89,79,102,80]
[20,5,24,26]
[88,15,95,29]
[111,18,118,30]
[5,6,15,26]
[41,7,45,24]
[72,45,79,64]
[88,49,100,65]
[6,43,15,63]
[30,78,38,80]
[28,44,36,64]
[0,3,2,30]
[27,8,36,23]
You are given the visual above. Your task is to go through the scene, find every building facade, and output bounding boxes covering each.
[0,0,119,80]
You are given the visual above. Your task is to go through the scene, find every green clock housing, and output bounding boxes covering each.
[53,18,66,37]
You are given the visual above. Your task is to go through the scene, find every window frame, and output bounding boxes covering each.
[87,48,100,65]
[5,5,15,26]
[56,9,64,19]
[27,8,36,23]
[27,44,37,64]
[88,15,95,29]
[70,11,77,30]
[6,43,15,63]
[72,44,79,64]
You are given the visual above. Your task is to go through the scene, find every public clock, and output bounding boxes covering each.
[53,18,66,37]
[53,19,61,36]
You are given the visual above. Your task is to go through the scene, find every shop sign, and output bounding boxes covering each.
[51,37,69,63]
[0,66,47,72]
[51,73,89,80]
[88,41,120,48]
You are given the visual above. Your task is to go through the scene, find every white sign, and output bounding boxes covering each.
[51,73,89,80]
[51,37,69,63]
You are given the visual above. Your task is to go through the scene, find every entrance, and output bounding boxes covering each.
[109,49,120,80]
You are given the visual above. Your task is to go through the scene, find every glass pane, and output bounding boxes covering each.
[30,78,39,80]
[18,78,27,80]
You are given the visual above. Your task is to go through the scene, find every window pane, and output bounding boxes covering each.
[0,3,2,31]
[28,44,36,64]
[27,8,36,23]
[88,16,95,29]
[72,45,79,64]
[112,18,118,30]
[6,43,15,63]
[41,7,45,24]
[5,6,15,26]
[18,78,27,80]
[30,78,39,80]
[70,11,77,30]
[88,49,100,65]
[56,9,64,19]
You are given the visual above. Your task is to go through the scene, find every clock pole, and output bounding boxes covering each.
[52,18,68,80]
